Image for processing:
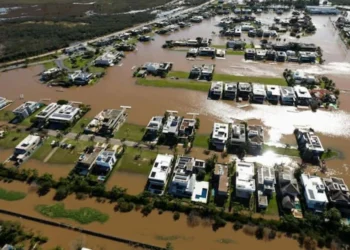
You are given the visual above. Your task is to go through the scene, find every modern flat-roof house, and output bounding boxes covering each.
[277,166,300,211]
[186,48,198,57]
[266,85,281,104]
[162,115,182,137]
[35,103,60,122]
[248,125,264,154]
[141,62,172,76]
[189,64,215,81]
[251,83,266,104]
[143,116,163,142]
[0,97,8,109]
[323,177,350,214]
[294,85,311,106]
[244,49,256,60]
[210,81,223,99]
[69,70,93,85]
[148,154,174,195]
[230,123,246,147]
[301,174,328,212]
[94,52,117,66]
[198,47,216,57]
[74,147,103,176]
[223,82,237,100]
[91,147,118,179]
[295,128,324,162]
[169,156,205,198]
[48,104,81,125]
[255,49,267,60]
[13,101,40,120]
[238,82,252,100]
[84,109,126,135]
[213,164,229,203]
[305,6,340,15]
[257,166,275,195]
[211,123,229,151]
[41,67,62,81]
[178,118,196,139]
[299,51,317,63]
[280,86,296,105]
[13,135,41,163]
[236,161,255,199]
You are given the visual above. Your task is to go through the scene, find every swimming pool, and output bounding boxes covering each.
[195,188,208,199]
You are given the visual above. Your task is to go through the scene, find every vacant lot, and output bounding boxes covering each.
[114,123,145,142]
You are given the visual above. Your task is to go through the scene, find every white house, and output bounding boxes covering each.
[211,123,229,151]
[301,174,328,212]
[257,165,276,195]
[94,149,117,172]
[13,101,40,120]
[191,181,209,204]
[294,85,311,106]
[266,85,281,103]
[144,116,163,142]
[148,154,174,195]
[251,83,266,104]
[236,161,255,199]
[95,52,117,66]
[13,135,41,162]
[224,82,237,100]
[210,81,223,99]
[35,103,60,122]
[69,70,93,85]
[162,115,182,136]
[48,104,81,124]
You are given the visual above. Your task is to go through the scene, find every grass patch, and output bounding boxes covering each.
[213,74,287,86]
[63,56,93,70]
[0,131,28,149]
[0,110,15,122]
[48,139,94,164]
[265,193,279,216]
[31,136,56,161]
[114,123,145,142]
[193,134,210,148]
[71,117,92,134]
[263,144,300,157]
[136,78,210,92]
[88,66,106,74]
[211,44,226,49]
[116,146,157,175]
[321,149,339,160]
[43,61,57,70]
[35,203,108,224]
[0,188,26,201]
[217,238,236,244]
[155,235,181,241]
[168,71,189,79]
[226,50,244,56]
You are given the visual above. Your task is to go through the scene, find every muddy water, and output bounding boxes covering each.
[0,181,300,250]
[0,149,12,162]
[0,14,350,188]
[107,171,148,195]
[21,159,73,178]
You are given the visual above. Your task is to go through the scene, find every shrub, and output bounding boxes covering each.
[54,185,69,201]
[233,221,243,231]
[268,230,276,240]
[173,212,180,221]
[196,170,205,181]
[57,100,68,105]
[141,204,153,216]
[255,226,264,240]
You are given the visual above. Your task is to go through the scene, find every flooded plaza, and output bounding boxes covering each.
[1,9,350,249]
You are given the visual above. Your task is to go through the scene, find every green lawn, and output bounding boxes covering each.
[226,50,245,56]
[43,61,57,70]
[166,71,287,86]
[48,139,94,165]
[136,78,210,92]
[211,44,226,49]
[35,203,108,224]
[321,149,339,160]
[31,136,57,161]
[0,131,28,149]
[116,147,157,175]
[193,134,210,148]
[19,104,46,127]
[88,66,106,73]
[71,117,92,134]
[0,188,26,201]
[265,194,279,216]
[212,74,287,86]
[114,123,145,142]
[0,110,15,122]
[263,144,300,157]
[168,71,190,79]
[63,56,93,70]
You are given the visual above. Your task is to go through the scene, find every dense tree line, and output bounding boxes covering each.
[0,12,156,62]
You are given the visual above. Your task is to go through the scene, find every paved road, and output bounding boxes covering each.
[0,0,214,71]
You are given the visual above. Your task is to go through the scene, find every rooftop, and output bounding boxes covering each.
[146,116,163,131]
[252,83,266,96]
[49,104,81,122]
[266,85,281,96]
[238,82,251,92]
[36,103,60,120]
[301,174,328,203]
[15,135,41,151]
[294,85,312,99]
[162,115,182,135]
[214,164,229,193]
[148,154,174,182]
[191,181,209,203]
[224,82,237,92]
[13,101,38,114]
[236,161,255,192]
[248,125,264,144]
[280,86,296,98]
[212,123,229,141]
[230,123,246,144]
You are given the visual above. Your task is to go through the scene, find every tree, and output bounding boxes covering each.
[173,212,180,221]
[165,242,174,250]
[196,169,205,181]
[54,185,69,200]
[205,154,217,173]
[324,207,342,231]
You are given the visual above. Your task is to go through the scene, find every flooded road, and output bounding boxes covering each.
[0,181,301,250]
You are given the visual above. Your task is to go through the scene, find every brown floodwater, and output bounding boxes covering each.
[0,181,301,250]
[1,12,350,248]
[21,159,73,178]
[107,171,148,195]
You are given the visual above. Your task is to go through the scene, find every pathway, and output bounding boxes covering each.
[43,138,67,163]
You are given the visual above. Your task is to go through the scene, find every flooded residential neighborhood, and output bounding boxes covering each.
[1,1,350,249]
